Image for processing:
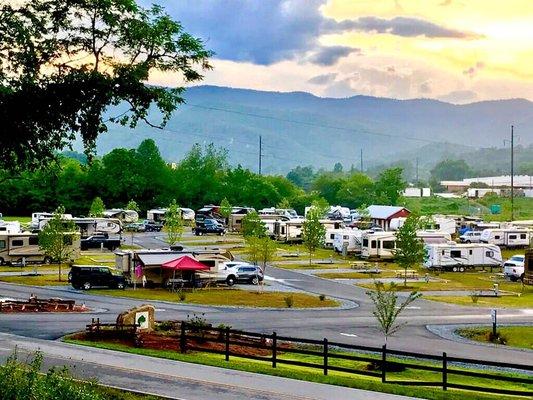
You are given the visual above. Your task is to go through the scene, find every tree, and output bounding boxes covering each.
[241,211,267,238]
[125,199,140,212]
[366,282,421,344]
[333,162,343,173]
[276,198,291,209]
[394,215,426,286]
[302,206,326,266]
[89,197,105,217]
[38,206,79,281]
[219,197,232,224]
[0,0,212,171]
[164,200,183,246]
[257,237,277,292]
[374,168,406,205]
[430,159,473,181]
[286,166,315,191]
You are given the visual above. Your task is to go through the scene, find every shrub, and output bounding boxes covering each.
[186,313,210,332]
[178,292,187,301]
[318,294,326,301]
[156,320,177,332]
[488,331,508,345]
[284,295,294,308]
[470,291,480,303]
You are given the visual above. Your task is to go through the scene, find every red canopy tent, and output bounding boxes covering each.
[161,255,210,271]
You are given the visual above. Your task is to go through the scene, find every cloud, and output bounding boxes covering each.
[308,46,361,66]
[307,73,338,85]
[147,1,481,66]
[334,16,481,39]
[438,90,478,103]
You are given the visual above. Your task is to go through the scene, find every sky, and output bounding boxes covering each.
[149,0,533,103]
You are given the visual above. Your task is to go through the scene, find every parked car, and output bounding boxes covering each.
[68,265,126,290]
[459,231,482,243]
[143,220,163,232]
[80,235,121,250]
[194,219,226,236]
[503,255,525,282]
[226,265,264,286]
[124,222,146,232]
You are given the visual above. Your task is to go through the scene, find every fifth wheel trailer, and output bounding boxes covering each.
[480,229,530,248]
[423,243,502,272]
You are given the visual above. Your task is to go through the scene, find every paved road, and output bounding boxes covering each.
[0,333,413,400]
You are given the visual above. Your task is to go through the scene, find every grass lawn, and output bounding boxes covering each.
[89,288,339,308]
[75,253,115,266]
[0,271,69,286]
[1,215,32,223]
[456,326,533,350]
[273,262,347,270]
[425,292,533,308]
[64,338,531,400]
[317,271,397,279]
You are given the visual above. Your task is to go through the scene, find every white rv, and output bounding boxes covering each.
[31,212,73,229]
[326,228,344,248]
[480,229,530,248]
[424,243,502,271]
[416,230,452,244]
[0,232,80,265]
[0,220,21,234]
[103,209,139,223]
[390,216,456,235]
[38,217,122,237]
[273,220,304,243]
[361,232,397,260]
[332,229,363,254]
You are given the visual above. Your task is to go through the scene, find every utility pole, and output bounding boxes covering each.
[258,135,262,175]
[510,125,514,221]
[360,148,363,172]
[416,157,419,185]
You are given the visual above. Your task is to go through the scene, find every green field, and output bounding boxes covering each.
[65,338,532,400]
[456,326,533,350]
[89,287,339,308]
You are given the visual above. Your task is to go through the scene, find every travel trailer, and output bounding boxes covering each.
[416,231,452,244]
[333,229,363,254]
[273,220,304,243]
[228,207,255,232]
[480,229,530,248]
[424,243,502,271]
[0,220,21,234]
[38,217,122,237]
[325,228,344,248]
[390,216,456,235]
[0,232,80,265]
[361,232,397,260]
[320,219,343,231]
[103,209,139,223]
[147,207,195,222]
[259,207,302,220]
[30,212,73,230]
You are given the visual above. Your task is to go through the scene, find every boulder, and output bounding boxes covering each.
[117,304,155,331]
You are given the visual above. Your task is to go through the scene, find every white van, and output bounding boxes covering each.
[459,231,482,243]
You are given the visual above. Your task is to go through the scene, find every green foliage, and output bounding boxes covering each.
[276,198,291,209]
[38,206,78,281]
[125,199,140,212]
[241,211,267,238]
[164,199,183,246]
[394,215,426,286]
[245,236,276,268]
[284,294,294,308]
[366,282,421,344]
[302,206,326,265]
[373,168,406,205]
[89,197,105,217]
[219,197,232,220]
[431,159,473,181]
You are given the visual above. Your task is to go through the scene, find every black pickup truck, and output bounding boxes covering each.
[80,235,122,251]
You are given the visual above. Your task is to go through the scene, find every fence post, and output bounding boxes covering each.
[180,322,187,353]
[323,338,328,376]
[272,332,277,368]
[442,352,447,391]
[381,344,387,383]
[225,327,230,361]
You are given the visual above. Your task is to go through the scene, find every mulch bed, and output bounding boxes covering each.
[0,297,88,313]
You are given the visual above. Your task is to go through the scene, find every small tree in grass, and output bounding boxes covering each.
[219,197,232,224]
[394,214,426,286]
[366,281,421,345]
[302,205,326,266]
[164,199,183,246]
[125,199,140,213]
[38,206,78,282]
[89,197,105,217]
[241,211,267,238]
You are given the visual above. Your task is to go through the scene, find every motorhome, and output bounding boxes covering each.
[259,207,302,220]
[326,228,344,248]
[333,229,363,254]
[424,243,502,271]
[0,220,21,234]
[361,232,397,260]
[38,217,122,237]
[0,232,80,265]
[114,248,233,286]
[480,228,530,248]
[103,209,139,223]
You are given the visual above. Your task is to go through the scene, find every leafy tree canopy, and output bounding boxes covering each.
[0,0,212,171]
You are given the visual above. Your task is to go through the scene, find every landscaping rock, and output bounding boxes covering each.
[117,304,155,332]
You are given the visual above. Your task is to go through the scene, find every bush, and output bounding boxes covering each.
[178,292,187,301]
[318,294,326,301]
[488,331,508,345]
[470,291,480,303]
[156,320,178,332]
[186,313,210,332]
[284,295,294,308]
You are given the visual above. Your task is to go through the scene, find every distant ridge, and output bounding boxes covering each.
[91,85,533,174]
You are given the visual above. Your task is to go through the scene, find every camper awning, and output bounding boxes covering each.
[137,253,192,266]
[162,255,209,271]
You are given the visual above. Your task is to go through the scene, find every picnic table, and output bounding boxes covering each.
[166,278,187,292]
[394,270,419,279]
[350,262,381,274]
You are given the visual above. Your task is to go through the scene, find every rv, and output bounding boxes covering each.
[273,220,304,243]
[480,229,530,248]
[103,209,139,223]
[333,229,363,254]
[361,232,397,260]
[38,217,122,237]
[326,228,344,248]
[30,212,73,230]
[228,207,255,232]
[424,243,502,271]
[390,216,456,235]
[147,207,195,222]
[0,220,21,234]
[416,230,452,244]
[0,232,80,265]
[259,207,302,220]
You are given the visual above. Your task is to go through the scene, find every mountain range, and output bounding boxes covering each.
[88,85,533,174]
